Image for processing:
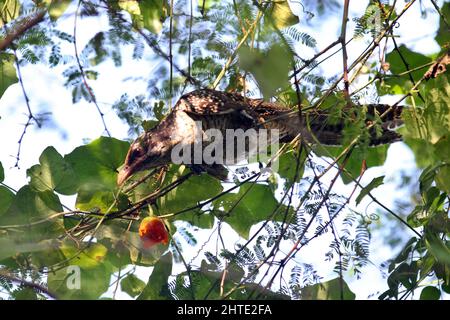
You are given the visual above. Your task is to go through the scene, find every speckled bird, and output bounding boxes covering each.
[117,89,403,184]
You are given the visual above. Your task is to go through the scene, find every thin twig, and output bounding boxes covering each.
[73,0,111,136]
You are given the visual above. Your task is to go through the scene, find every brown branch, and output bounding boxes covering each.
[0,10,46,52]
[424,48,450,80]
[340,0,351,103]
[0,269,58,300]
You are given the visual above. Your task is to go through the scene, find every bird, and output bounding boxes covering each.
[117,89,403,185]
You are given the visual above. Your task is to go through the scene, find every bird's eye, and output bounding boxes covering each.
[134,147,143,156]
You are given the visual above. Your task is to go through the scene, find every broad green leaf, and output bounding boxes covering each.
[0,186,14,216]
[0,161,4,181]
[47,262,113,299]
[420,286,441,300]
[65,136,129,193]
[274,148,307,183]
[387,262,418,291]
[0,0,20,27]
[301,278,356,300]
[238,45,292,99]
[402,76,450,192]
[42,0,71,21]
[177,211,215,229]
[120,0,169,34]
[10,287,37,300]
[159,170,223,213]
[316,145,388,184]
[425,233,450,265]
[393,237,418,264]
[27,146,79,195]
[434,136,450,193]
[355,175,384,205]
[401,76,450,146]
[0,53,18,99]
[379,45,431,95]
[128,231,168,266]
[47,242,112,299]
[0,185,63,242]
[121,274,146,298]
[213,183,279,239]
[60,243,108,269]
[75,188,116,212]
[436,164,450,194]
[0,238,59,261]
[435,2,450,47]
[137,252,172,300]
[266,0,299,29]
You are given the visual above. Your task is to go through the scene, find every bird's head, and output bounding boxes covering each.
[117,132,172,185]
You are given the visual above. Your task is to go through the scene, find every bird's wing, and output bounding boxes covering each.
[174,89,258,120]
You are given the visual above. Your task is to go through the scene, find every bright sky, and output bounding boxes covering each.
[0,0,444,299]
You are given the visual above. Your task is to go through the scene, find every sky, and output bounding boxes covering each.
[0,0,445,299]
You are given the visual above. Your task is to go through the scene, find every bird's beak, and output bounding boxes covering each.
[117,165,132,186]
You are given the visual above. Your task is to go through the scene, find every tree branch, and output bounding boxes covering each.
[0,10,46,52]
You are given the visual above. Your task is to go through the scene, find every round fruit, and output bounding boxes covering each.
[139,217,169,248]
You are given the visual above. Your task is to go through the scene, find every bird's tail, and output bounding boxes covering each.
[284,103,404,146]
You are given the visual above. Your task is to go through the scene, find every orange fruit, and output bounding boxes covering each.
[138,217,169,248]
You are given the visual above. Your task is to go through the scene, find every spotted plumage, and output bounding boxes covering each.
[117,89,403,184]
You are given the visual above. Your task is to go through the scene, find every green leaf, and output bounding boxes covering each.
[436,164,450,194]
[381,45,431,95]
[177,211,215,229]
[420,286,441,300]
[75,188,116,212]
[355,176,384,205]
[274,148,306,183]
[128,231,168,266]
[213,183,279,239]
[401,76,450,147]
[142,119,159,131]
[316,145,388,184]
[42,0,71,21]
[47,262,113,299]
[65,137,129,193]
[0,238,59,261]
[0,186,63,242]
[120,0,169,34]
[266,0,299,29]
[60,243,108,269]
[137,252,172,300]
[27,147,79,195]
[238,44,292,99]
[47,242,113,299]
[120,274,146,298]
[0,0,20,27]
[0,53,18,99]
[159,169,223,213]
[301,278,356,300]
[425,233,450,265]
[435,2,450,47]
[0,161,4,182]
[141,0,169,34]
[0,186,14,216]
